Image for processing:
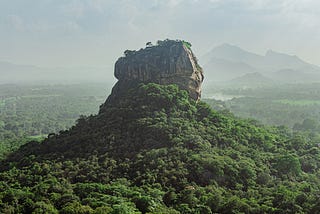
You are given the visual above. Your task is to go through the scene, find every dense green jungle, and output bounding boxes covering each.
[3,0,320,213]
[0,82,320,213]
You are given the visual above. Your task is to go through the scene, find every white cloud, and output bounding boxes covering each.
[60,1,85,18]
[7,15,24,31]
[1,0,320,66]
[166,0,184,8]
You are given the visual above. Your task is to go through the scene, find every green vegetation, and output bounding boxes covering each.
[182,41,192,50]
[1,83,320,213]
[274,99,320,106]
[0,100,5,108]
[0,84,108,159]
[205,83,320,128]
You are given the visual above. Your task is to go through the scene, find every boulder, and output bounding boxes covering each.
[103,39,204,109]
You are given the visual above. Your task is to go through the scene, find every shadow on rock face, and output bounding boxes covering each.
[109,39,204,102]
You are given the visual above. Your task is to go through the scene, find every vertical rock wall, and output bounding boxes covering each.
[103,40,204,109]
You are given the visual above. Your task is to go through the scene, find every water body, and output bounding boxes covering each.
[206,93,243,101]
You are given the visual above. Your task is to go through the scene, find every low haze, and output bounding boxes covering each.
[1,0,320,77]
[3,1,320,212]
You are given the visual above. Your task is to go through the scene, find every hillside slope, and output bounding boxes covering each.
[1,83,320,213]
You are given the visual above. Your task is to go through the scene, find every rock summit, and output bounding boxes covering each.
[107,39,204,103]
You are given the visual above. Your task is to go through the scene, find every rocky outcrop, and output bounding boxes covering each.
[104,40,204,107]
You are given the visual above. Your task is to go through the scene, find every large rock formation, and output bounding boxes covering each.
[106,40,204,105]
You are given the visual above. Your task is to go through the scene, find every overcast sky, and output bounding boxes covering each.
[1,0,320,69]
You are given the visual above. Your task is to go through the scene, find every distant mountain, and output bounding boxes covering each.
[202,44,320,84]
[263,50,309,70]
[0,61,114,84]
[227,72,274,87]
[269,69,320,83]
[203,58,257,81]
[1,40,320,213]
[202,43,261,65]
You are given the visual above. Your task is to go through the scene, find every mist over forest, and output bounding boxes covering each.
[1,1,320,213]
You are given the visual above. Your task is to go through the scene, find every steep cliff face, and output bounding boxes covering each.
[105,40,203,106]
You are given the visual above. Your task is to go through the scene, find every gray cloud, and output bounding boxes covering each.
[0,0,319,69]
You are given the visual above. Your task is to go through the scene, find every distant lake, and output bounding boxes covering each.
[207,93,244,101]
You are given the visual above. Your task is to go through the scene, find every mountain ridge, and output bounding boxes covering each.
[1,40,320,213]
[202,43,320,84]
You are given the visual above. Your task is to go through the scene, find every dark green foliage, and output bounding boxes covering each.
[0,83,320,213]
[182,41,192,50]
[274,154,302,177]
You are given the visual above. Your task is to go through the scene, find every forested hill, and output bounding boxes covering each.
[1,83,320,213]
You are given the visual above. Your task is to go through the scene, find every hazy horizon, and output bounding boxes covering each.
[1,0,320,74]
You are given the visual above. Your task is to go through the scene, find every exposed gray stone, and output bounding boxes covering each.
[102,40,204,110]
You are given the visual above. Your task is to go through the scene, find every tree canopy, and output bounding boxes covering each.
[0,83,320,213]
